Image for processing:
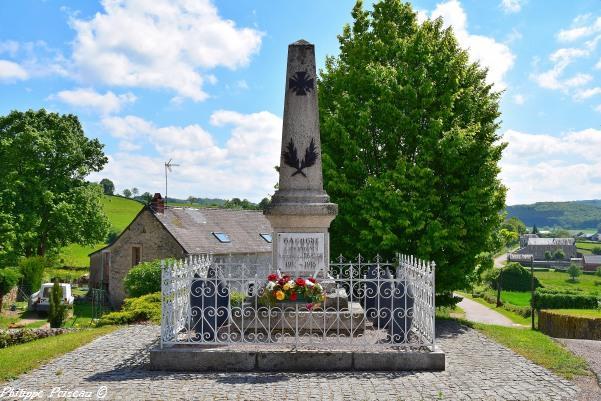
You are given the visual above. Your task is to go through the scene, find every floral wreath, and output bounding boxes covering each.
[260,272,324,310]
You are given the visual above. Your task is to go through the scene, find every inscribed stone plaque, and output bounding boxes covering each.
[277,233,325,276]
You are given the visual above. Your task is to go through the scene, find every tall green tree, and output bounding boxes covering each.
[48,280,67,328]
[319,0,506,300]
[0,109,110,257]
[99,178,114,195]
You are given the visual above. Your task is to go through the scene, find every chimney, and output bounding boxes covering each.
[151,193,165,214]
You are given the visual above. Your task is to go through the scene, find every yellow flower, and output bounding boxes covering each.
[275,290,285,301]
[283,283,291,291]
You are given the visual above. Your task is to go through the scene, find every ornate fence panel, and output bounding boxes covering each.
[160,254,435,350]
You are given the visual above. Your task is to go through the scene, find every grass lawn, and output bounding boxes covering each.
[575,241,601,255]
[500,291,531,307]
[457,292,531,326]
[535,270,601,295]
[58,195,143,267]
[545,309,601,318]
[472,323,589,379]
[0,326,118,382]
[64,301,95,328]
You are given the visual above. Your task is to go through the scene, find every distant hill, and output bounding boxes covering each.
[506,200,601,230]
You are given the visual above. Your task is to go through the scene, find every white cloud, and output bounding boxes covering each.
[532,47,594,92]
[91,110,281,200]
[501,128,601,204]
[513,94,525,104]
[70,0,263,102]
[573,87,601,101]
[50,88,136,115]
[557,15,601,42]
[595,104,601,113]
[0,59,28,81]
[430,0,515,89]
[500,0,522,14]
[596,58,601,69]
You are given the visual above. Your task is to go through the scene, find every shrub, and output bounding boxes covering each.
[553,249,565,260]
[567,263,582,282]
[592,247,601,255]
[106,229,120,245]
[486,262,540,292]
[533,289,599,309]
[18,256,47,296]
[230,291,246,307]
[48,281,67,328]
[124,259,169,297]
[0,328,74,349]
[97,292,161,326]
[0,268,21,311]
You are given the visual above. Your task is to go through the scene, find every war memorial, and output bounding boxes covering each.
[150,40,444,372]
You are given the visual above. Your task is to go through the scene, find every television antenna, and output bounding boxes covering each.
[164,159,179,206]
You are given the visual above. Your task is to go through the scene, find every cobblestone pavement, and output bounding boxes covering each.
[4,321,579,401]
[557,338,601,384]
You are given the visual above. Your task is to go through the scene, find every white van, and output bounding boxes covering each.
[29,283,74,312]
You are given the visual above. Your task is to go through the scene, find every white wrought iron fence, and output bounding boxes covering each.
[160,254,435,351]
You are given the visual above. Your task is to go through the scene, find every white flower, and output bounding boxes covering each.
[287,280,295,288]
[305,281,315,287]
[266,282,275,291]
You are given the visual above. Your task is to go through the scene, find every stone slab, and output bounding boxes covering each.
[150,345,445,372]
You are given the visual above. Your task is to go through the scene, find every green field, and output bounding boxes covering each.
[500,291,532,307]
[58,195,143,267]
[534,270,601,294]
[576,240,601,255]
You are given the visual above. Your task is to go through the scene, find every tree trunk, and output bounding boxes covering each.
[496,276,502,307]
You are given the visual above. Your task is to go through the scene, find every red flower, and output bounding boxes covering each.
[306,303,314,310]
[277,278,286,286]
[295,277,305,286]
[267,273,278,281]
[308,277,316,284]
[283,275,291,282]
[290,292,298,301]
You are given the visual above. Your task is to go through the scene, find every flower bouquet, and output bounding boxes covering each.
[260,273,325,310]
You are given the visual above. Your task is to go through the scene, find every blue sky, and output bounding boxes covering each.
[0,0,599,205]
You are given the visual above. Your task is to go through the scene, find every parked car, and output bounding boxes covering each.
[29,283,74,312]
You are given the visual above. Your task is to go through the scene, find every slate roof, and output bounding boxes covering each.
[583,254,601,264]
[154,207,273,255]
[526,238,575,246]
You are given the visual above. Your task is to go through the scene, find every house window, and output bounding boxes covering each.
[260,233,272,243]
[132,246,141,267]
[212,232,231,243]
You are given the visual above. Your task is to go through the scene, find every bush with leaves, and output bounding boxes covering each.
[97,292,161,326]
[48,281,67,328]
[592,247,601,255]
[124,259,172,297]
[18,256,47,296]
[486,262,540,292]
[533,288,599,309]
[0,267,21,311]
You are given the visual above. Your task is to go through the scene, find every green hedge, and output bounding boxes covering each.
[533,289,600,309]
[124,260,165,297]
[0,328,74,349]
[97,292,161,326]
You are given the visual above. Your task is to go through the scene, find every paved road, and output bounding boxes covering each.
[5,322,579,401]
[457,296,516,327]
[494,252,508,268]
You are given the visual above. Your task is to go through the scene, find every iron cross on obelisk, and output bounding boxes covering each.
[264,40,338,279]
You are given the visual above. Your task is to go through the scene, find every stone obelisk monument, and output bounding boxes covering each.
[265,39,338,278]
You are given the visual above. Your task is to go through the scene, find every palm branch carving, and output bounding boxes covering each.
[282,138,318,177]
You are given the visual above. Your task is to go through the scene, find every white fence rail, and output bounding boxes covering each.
[160,254,435,351]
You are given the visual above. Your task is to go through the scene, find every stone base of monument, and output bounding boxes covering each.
[150,345,446,372]
[229,302,365,334]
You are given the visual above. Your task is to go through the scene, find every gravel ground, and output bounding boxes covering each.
[2,321,585,400]
[556,338,601,400]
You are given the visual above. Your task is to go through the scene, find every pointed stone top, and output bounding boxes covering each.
[292,39,312,46]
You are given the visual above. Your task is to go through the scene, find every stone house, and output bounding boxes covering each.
[515,237,577,261]
[582,254,601,272]
[89,194,272,308]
